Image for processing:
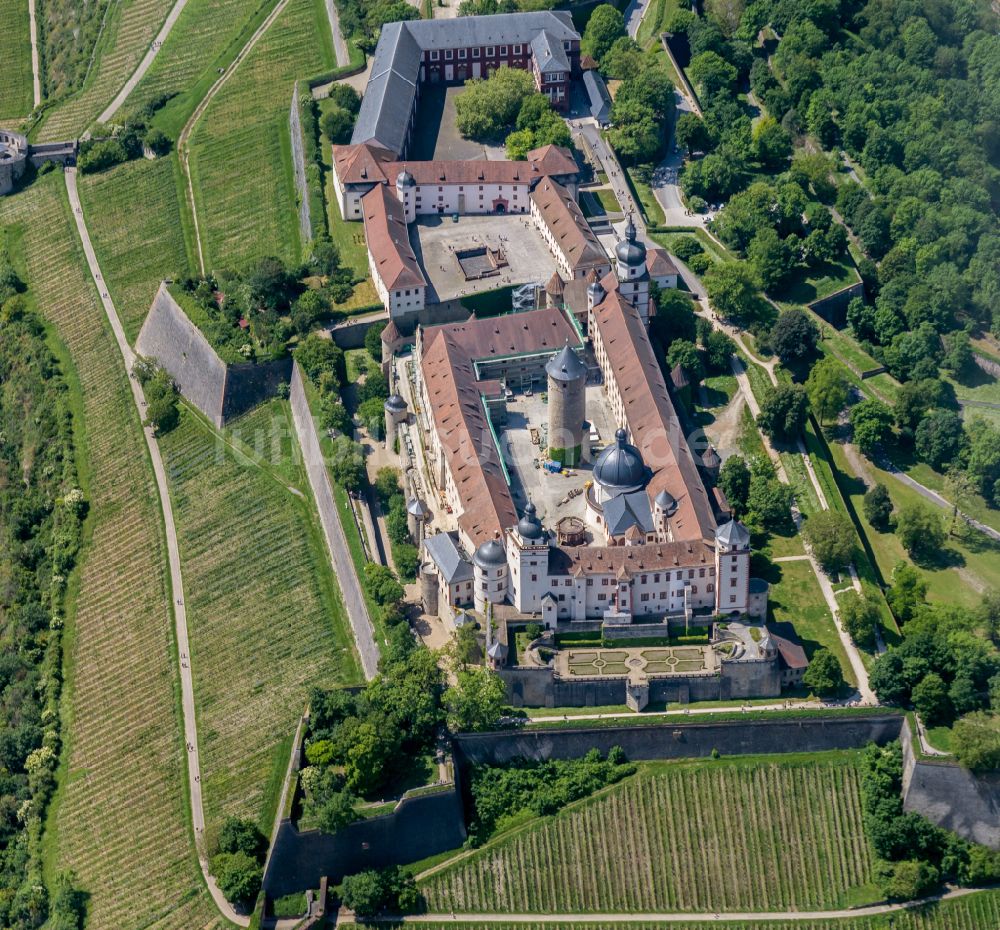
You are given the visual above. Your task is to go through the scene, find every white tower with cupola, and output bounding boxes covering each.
[614,216,650,321]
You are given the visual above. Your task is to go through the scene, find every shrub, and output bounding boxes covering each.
[211,851,262,907]
[218,817,266,861]
[339,866,421,916]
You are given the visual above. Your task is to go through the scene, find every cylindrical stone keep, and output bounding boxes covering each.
[420,562,439,616]
[545,344,587,467]
[384,394,408,450]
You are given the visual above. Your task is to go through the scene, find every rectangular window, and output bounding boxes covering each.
[586,579,593,587]
[531,574,537,582]
[445,49,453,60]
[513,44,522,54]
[730,595,737,604]
[558,594,565,601]
[699,568,705,578]
[458,48,467,59]
[641,574,647,584]
[641,593,649,602]
[473,48,480,58]
[499,45,507,55]
[486,46,495,56]
[598,593,606,601]
[602,578,609,586]
[430,50,439,61]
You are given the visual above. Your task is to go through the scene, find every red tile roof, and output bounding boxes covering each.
[362,185,426,290]
[530,177,610,274]
[590,288,716,543]
[333,143,578,187]
[420,308,579,546]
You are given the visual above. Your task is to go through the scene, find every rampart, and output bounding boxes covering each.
[136,283,291,426]
[454,713,906,766]
[808,281,864,327]
[502,657,782,707]
[901,719,1000,850]
[263,784,467,899]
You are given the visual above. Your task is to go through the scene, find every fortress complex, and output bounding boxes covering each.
[413,219,770,632]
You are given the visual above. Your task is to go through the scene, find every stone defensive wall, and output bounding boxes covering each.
[901,719,1000,850]
[0,130,29,195]
[454,713,906,767]
[263,782,467,899]
[137,283,291,426]
[808,280,865,328]
[501,658,782,708]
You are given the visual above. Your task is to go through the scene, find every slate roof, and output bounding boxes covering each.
[583,69,612,123]
[351,22,422,155]
[604,491,654,537]
[531,30,570,73]
[351,12,579,156]
[423,532,474,583]
[716,518,750,549]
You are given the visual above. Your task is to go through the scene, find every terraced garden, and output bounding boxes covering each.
[159,401,363,827]
[345,888,1000,927]
[186,0,334,268]
[77,155,190,341]
[0,0,32,118]
[0,175,222,930]
[121,0,273,136]
[37,0,174,140]
[420,754,876,913]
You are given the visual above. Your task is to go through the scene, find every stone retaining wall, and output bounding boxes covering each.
[808,281,864,327]
[137,283,291,425]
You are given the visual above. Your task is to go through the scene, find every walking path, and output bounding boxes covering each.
[178,0,292,274]
[97,0,190,125]
[393,886,984,923]
[289,84,312,245]
[324,0,350,66]
[624,0,652,38]
[28,0,41,108]
[64,167,249,927]
[289,363,381,679]
[668,255,875,703]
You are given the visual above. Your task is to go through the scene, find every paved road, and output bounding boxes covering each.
[289,363,381,679]
[624,0,652,38]
[324,0,350,66]
[28,0,41,107]
[65,168,249,927]
[179,0,292,274]
[394,887,984,923]
[578,123,644,234]
[97,0,190,125]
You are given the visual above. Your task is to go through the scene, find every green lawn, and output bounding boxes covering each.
[159,402,362,827]
[764,558,856,688]
[187,0,335,268]
[626,168,666,226]
[0,0,33,118]
[419,753,877,913]
[596,187,623,213]
[77,156,190,342]
[824,435,1000,609]
[321,128,371,278]
[775,255,860,305]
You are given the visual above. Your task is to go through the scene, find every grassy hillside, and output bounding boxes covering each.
[158,401,363,828]
[0,175,223,929]
[186,0,334,268]
[38,0,109,100]
[420,753,876,913]
[343,888,1000,927]
[0,0,33,118]
[121,0,274,137]
[36,0,173,140]
[77,155,190,341]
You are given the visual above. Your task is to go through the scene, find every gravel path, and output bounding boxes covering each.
[289,363,381,679]
[324,0,350,66]
[97,0,191,125]
[289,83,312,245]
[65,167,249,927]
[28,0,41,107]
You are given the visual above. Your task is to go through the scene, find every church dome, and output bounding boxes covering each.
[384,394,407,413]
[615,217,646,265]
[473,537,507,568]
[396,168,415,187]
[517,501,545,540]
[593,429,648,494]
